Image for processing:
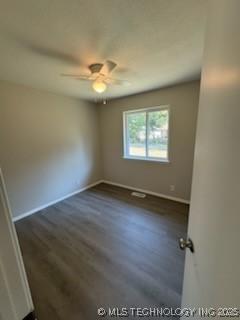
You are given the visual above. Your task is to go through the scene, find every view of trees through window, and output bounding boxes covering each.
[125,108,169,160]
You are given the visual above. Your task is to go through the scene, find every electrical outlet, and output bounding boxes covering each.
[170,185,175,192]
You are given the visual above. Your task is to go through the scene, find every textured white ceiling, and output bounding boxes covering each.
[0,0,207,101]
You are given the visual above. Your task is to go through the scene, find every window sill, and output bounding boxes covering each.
[123,156,170,163]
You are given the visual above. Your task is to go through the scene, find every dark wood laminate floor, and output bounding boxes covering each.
[16,183,188,320]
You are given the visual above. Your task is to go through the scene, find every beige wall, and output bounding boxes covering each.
[99,81,200,201]
[0,80,199,219]
[0,81,101,218]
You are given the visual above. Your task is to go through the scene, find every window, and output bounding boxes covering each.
[123,106,170,162]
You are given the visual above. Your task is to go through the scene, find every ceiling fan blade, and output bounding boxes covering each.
[104,77,130,86]
[88,74,99,81]
[75,77,92,81]
[61,73,89,79]
[100,60,117,75]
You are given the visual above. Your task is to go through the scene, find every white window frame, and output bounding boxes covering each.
[123,105,170,163]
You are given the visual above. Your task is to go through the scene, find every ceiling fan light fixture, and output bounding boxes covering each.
[92,80,107,93]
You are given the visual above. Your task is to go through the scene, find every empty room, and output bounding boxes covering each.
[1,0,240,320]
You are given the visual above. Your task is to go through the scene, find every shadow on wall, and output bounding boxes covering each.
[0,81,101,219]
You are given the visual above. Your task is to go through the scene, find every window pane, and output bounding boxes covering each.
[127,112,146,157]
[148,110,169,159]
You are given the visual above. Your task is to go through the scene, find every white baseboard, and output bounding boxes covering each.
[102,180,190,204]
[13,180,103,222]
[13,178,189,222]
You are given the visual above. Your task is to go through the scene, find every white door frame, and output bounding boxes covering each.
[0,168,33,320]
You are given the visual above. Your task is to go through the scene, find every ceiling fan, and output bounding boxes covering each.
[61,60,130,93]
